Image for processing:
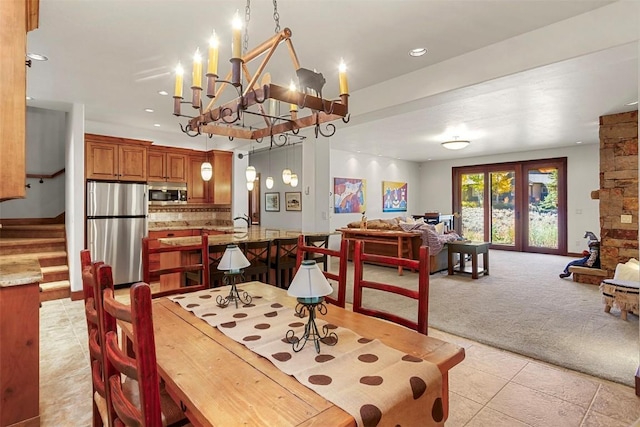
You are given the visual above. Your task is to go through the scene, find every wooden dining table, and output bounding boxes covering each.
[120,282,465,426]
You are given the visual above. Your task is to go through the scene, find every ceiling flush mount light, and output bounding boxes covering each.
[171,0,350,145]
[408,48,427,57]
[285,260,338,353]
[441,137,470,150]
[26,52,48,61]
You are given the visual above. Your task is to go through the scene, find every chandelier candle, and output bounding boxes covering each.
[231,11,243,86]
[206,31,219,98]
[191,48,203,109]
[173,63,183,115]
[338,60,349,95]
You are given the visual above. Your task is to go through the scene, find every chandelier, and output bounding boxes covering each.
[172,0,350,145]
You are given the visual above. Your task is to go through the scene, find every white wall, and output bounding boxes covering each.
[66,103,85,293]
[328,149,421,248]
[0,107,66,218]
[418,143,600,254]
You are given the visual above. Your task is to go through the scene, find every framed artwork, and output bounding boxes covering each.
[285,192,302,211]
[265,192,280,212]
[382,181,408,212]
[334,177,366,214]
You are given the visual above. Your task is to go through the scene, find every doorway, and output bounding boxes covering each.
[453,158,567,254]
[248,173,260,225]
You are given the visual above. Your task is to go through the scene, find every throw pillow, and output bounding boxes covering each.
[434,222,445,235]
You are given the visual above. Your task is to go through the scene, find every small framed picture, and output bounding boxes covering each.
[285,192,302,211]
[265,192,280,212]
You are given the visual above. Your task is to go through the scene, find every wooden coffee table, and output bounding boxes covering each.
[447,241,490,279]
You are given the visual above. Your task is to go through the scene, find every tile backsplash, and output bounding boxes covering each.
[148,206,232,228]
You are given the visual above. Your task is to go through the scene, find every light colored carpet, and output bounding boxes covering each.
[332,249,639,387]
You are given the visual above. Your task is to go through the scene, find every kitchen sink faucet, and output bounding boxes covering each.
[233,214,251,228]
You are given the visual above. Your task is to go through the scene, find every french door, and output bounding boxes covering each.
[453,158,567,254]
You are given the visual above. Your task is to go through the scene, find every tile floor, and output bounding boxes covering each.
[40,296,640,427]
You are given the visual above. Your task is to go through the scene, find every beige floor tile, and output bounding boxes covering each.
[466,407,533,427]
[40,348,87,385]
[429,328,476,349]
[449,362,509,405]
[511,361,598,407]
[581,410,629,427]
[486,382,586,427]
[458,344,528,381]
[590,381,640,425]
[444,391,483,427]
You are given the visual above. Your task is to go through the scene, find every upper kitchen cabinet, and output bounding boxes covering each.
[0,0,39,201]
[85,134,150,182]
[186,150,232,205]
[148,148,187,183]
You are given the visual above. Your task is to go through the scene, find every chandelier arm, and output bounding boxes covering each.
[179,123,201,138]
[315,122,336,138]
[342,113,351,124]
[242,35,283,98]
[322,99,336,115]
[220,107,240,124]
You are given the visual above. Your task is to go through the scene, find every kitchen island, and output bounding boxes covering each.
[154,226,333,292]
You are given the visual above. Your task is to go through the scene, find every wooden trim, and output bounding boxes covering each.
[26,168,65,180]
[26,0,39,32]
[70,290,83,301]
[0,214,65,225]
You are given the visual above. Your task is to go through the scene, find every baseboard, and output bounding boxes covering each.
[70,290,83,301]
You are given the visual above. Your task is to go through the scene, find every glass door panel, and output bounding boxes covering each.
[490,171,516,246]
[527,167,559,249]
[460,173,485,242]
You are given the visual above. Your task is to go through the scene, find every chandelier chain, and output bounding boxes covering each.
[272,0,280,33]
[244,0,251,55]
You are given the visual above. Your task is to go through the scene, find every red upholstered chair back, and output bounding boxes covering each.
[96,264,163,426]
[80,249,109,427]
[352,240,430,335]
[295,235,348,308]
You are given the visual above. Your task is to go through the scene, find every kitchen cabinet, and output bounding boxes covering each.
[0,0,39,201]
[186,150,232,204]
[147,229,195,281]
[148,148,187,183]
[85,134,150,181]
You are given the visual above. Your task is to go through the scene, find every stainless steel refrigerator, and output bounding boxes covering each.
[86,181,147,286]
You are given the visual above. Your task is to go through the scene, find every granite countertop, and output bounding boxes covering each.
[158,226,335,246]
[0,257,43,287]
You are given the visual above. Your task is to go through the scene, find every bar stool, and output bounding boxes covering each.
[269,237,299,289]
[304,235,330,272]
[241,240,271,284]
[209,243,228,287]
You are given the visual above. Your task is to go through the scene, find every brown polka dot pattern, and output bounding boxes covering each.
[358,354,378,363]
[254,323,270,330]
[432,397,444,422]
[410,376,427,399]
[272,352,292,362]
[270,303,283,308]
[325,323,338,330]
[173,296,185,300]
[402,355,423,363]
[358,338,373,344]
[264,311,278,318]
[202,313,216,317]
[220,321,236,328]
[360,376,383,386]
[199,295,212,299]
[308,374,332,386]
[288,321,304,327]
[186,303,199,308]
[242,303,256,308]
[233,313,248,319]
[243,335,261,342]
[315,354,334,363]
[360,404,382,427]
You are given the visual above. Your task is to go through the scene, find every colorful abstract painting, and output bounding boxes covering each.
[334,178,366,214]
[382,181,407,212]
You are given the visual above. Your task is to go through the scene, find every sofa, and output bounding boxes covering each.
[338,217,461,274]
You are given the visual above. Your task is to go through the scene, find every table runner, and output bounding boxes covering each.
[169,286,444,427]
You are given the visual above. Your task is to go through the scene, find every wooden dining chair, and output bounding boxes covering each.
[95,264,187,427]
[295,235,348,308]
[269,237,299,289]
[80,250,109,427]
[241,240,271,284]
[353,239,430,334]
[142,233,210,298]
[303,235,330,272]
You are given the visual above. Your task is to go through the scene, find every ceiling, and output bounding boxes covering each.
[26,0,638,162]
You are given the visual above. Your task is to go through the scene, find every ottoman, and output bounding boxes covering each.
[599,279,639,320]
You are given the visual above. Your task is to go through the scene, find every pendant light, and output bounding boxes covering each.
[245,165,256,182]
[289,144,298,187]
[246,180,254,191]
[282,143,292,184]
[265,148,274,189]
[201,132,213,181]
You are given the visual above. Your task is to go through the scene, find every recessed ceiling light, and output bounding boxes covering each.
[576,141,582,144]
[408,48,427,57]
[626,101,638,106]
[153,123,161,127]
[158,90,169,96]
[26,52,48,61]
[377,154,382,157]
[26,96,33,100]
[144,108,154,113]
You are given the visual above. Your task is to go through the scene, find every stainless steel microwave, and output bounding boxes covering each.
[148,182,187,205]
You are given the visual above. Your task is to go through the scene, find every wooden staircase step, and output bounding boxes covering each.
[40,280,71,302]
[0,224,66,239]
[1,250,68,266]
[0,238,66,255]
[41,265,69,283]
